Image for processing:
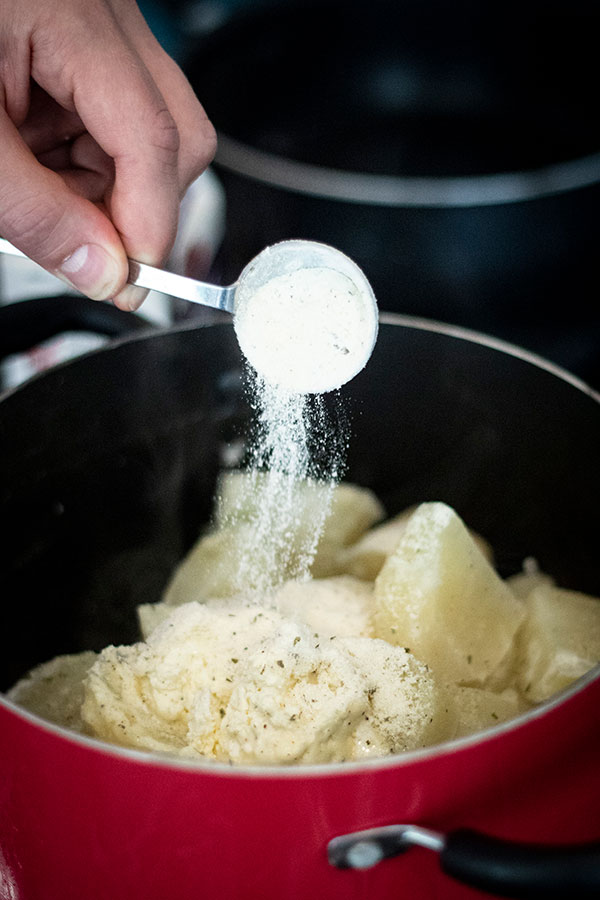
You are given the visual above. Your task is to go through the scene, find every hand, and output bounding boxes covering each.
[0,0,216,309]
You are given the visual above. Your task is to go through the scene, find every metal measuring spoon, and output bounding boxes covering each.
[0,237,378,392]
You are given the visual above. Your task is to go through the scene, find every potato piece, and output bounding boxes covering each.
[337,506,494,582]
[213,469,270,527]
[311,481,385,577]
[215,470,384,540]
[516,585,600,703]
[214,470,337,580]
[163,520,325,605]
[137,601,174,639]
[373,502,525,685]
[335,508,415,580]
[274,575,374,638]
[8,651,97,731]
[162,524,256,606]
[452,686,524,738]
[157,570,374,649]
[485,558,556,694]
[218,469,386,575]
[168,472,385,604]
[507,567,555,600]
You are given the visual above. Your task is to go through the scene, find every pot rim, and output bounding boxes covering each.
[379,313,600,399]
[2,313,598,404]
[2,666,598,779]
[215,135,600,209]
[2,313,598,778]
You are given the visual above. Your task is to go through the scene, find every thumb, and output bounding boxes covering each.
[0,109,128,300]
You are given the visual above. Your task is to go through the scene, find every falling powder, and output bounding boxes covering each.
[220,373,348,598]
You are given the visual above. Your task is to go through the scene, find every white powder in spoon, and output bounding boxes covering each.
[234,266,378,395]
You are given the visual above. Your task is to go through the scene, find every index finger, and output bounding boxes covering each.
[33,8,181,268]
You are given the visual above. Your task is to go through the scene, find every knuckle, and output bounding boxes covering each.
[181,113,217,186]
[148,105,180,157]
[199,117,218,166]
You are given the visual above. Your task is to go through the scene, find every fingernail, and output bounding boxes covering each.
[59,244,122,300]
[112,284,149,312]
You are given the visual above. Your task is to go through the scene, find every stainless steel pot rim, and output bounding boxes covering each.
[215,135,600,209]
[1,664,598,778]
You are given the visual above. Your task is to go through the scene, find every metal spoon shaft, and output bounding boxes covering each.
[0,238,235,313]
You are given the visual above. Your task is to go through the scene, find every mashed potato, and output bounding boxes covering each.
[81,602,452,763]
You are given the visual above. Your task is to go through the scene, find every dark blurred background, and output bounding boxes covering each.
[145,0,600,385]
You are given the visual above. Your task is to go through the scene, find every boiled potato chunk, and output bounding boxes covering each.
[334,508,416,580]
[452,686,524,738]
[507,564,555,600]
[337,506,494,582]
[373,502,525,685]
[516,585,600,702]
[165,472,384,605]
[215,469,385,577]
[215,470,383,543]
[273,575,374,638]
[162,524,256,606]
[311,481,385,577]
[137,600,174,639]
[214,469,277,527]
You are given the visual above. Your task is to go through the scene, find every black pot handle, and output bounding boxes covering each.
[0,295,153,362]
[443,828,600,898]
[328,824,600,898]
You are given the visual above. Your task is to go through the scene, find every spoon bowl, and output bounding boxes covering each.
[234,240,378,393]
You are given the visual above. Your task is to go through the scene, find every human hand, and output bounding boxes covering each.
[0,0,216,309]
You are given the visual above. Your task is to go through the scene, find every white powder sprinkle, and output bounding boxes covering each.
[221,373,348,598]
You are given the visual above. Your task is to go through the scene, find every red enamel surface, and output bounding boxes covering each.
[1,674,599,900]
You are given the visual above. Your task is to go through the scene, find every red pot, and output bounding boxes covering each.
[1,317,599,898]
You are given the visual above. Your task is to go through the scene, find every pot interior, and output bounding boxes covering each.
[1,320,599,691]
